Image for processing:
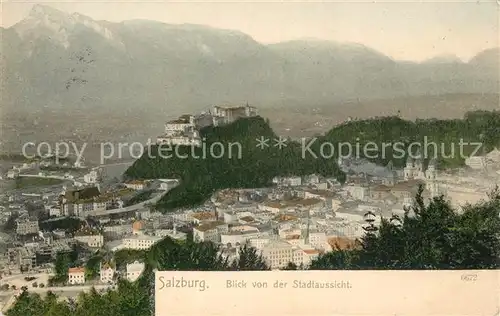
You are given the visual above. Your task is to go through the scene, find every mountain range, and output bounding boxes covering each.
[1,4,499,113]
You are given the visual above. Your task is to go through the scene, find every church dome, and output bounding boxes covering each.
[132,220,144,231]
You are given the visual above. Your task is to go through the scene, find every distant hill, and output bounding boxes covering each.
[422,54,463,64]
[261,93,500,138]
[1,4,498,113]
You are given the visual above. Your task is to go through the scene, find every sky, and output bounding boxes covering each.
[1,0,499,62]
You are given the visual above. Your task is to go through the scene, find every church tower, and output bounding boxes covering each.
[404,157,415,180]
[425,158,439,197]
[425,158,438,181]
[303,208,311,245]
[413,149,425,179]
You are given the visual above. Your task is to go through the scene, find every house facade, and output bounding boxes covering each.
[126,261,145,282]
[100,263,115,283]
[68,267,86,285]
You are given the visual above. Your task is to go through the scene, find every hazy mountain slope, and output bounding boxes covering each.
[1,4,499,114]
[469,47,500,66]
[267,40,402,100]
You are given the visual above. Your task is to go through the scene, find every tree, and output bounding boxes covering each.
[146,237,230,271]
[3,213,19,233]
[310,248,361,270]
[310,185,500,270]
[282,262,298,270]
[114,249,146,270]
[44,294,72,316]
[230,242,269,271]
[6,291,46,316]
[55,253,70,276]
[85,255,103,280]
[73,287,119,316]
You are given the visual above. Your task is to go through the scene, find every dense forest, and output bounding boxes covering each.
[6,187,500,316]
[125,110,500,212]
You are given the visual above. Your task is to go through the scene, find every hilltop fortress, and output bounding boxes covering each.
[156,104,258,147]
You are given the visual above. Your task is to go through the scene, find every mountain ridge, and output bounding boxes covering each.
[2,4,499,113]
[8,4,497,64]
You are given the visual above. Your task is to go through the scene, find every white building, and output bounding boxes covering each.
[261,240,294,269]
[157,131,202,147]
[103,224,133,238]
[486,148,500,163]
[48,205,61,217]
[122,234,162,250]
[249,237,271,251]
[344,185,369,201]
[68,267,86,285]
[193,221,229,243]
[60,187,107,217]
[292,248,320,268]
[425,159,438,181]
[159,179,179,191]
[211,104,257,126]
[403,155,434,181]
[357,205,381,214]
[330,222,365,239]
[279,228,302,239]
[74,160,85,168]
[16,218,39,235]
[304,174,320,185]
[334,212,365,222]
[156,115,202,146]
[154,225,187,241]
[308,231,328,251]
[258,202,289,214]
[7,169,20,179]
[190,211,217,225]
[465,156,487,170]
[74,232,104,248]
[170,211,194,223]
[84,169,101,184]
[223,211,239,224]
[220,226,262,246]
[273,176,302,187]
[100,263,115,283]
[164,115,195,134]
[126,261,145,282]
[53,229,66,238]
[124,180,147,191]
